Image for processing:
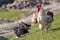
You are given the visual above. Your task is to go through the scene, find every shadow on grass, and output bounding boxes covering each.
[0,36,8,40]
[51,27,60,32]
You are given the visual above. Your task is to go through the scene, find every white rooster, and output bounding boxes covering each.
[37,4,54,33]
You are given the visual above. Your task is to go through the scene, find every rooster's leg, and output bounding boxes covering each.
[39,24,44,35]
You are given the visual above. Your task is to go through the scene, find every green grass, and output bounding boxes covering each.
[1,13,60,40]
[0,10,30,20]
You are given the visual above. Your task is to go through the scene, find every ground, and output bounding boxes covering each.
[0,10,30,23]
[0,10,30,20]
[0,12,60,40]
